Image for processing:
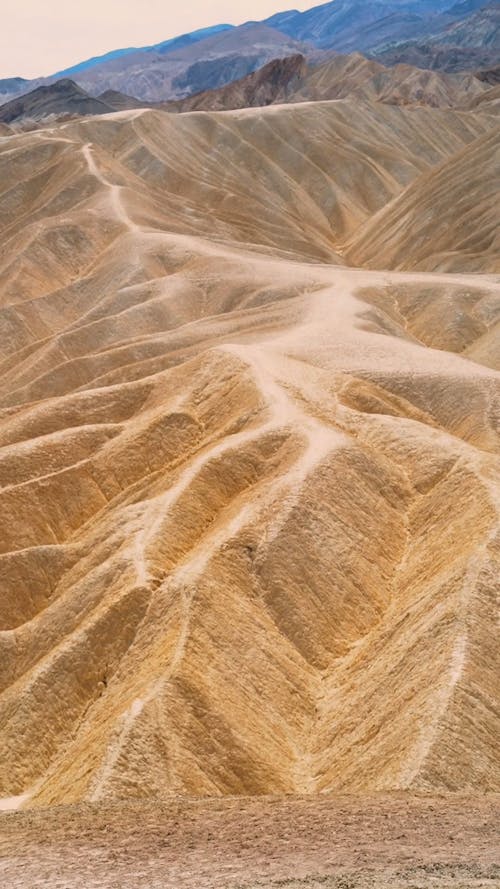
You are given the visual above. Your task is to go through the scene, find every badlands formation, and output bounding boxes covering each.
[0,97,498,815]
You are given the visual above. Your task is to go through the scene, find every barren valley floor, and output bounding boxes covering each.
[1,795,499,888]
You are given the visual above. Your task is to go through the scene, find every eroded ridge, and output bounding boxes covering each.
[0,104,498,808]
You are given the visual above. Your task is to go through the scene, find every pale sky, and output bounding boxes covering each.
[1,0,316,78]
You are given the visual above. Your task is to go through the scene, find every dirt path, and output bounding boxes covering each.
[82,142,140,232]
[0,795,498,888]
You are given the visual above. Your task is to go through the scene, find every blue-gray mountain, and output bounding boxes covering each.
[1,0,498,103]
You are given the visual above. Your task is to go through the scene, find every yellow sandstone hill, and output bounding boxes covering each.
[0,101,498,808]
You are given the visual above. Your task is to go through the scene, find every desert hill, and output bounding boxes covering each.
[0,79,115,125]
[0,98,498,808]
[468,80,500,107]
[0,100,492,295]
[6,52,494,128]
[166,55,309,112]
[346,125,500,272]
[167,51,490,113]
[289,51,491,105]
[97,89,149,111]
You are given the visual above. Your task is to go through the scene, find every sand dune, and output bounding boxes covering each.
[0,101,498,808]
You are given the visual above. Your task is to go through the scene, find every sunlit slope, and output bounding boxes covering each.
[0,103,498,807]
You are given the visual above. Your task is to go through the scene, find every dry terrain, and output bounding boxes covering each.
[5,52,500,128]
[0,94,498,887]
[1,795,499,888]
[168,52,492,113]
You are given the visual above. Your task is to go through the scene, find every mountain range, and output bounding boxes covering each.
[1,49,497,128]
[165,51,491,112]
[1,0,498,106]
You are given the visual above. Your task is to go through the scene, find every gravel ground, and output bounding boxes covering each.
[0,794,499,888]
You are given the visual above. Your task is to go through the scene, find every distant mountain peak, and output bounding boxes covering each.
[0,78,115,124]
